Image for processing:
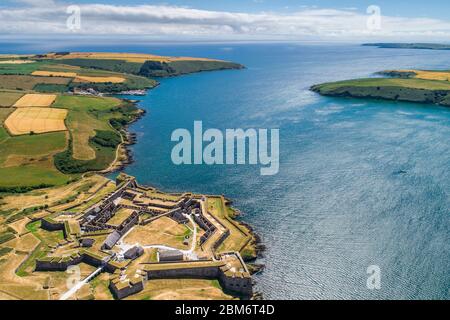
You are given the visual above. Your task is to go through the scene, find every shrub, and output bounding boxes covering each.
[90,130,121,148]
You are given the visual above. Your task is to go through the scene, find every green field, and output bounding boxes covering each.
[53,95,122,160]
[33,83,68,93]
[0,129,70,190]
[56,57,242,78]
[0,62,42,75]
[52,95,140,173]
[314,78,450,91]
[0,93,138,189]
[0,75,71,91]
[139,59,243,77]
[0,165,71,190]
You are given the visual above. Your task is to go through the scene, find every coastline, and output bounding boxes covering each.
[98,81,264,299]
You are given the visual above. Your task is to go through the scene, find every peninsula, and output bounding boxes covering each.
[363,43,450,50]
[311,44,450,106]
[0,52,260,300]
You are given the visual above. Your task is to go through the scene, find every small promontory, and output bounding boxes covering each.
[311,74,450,107]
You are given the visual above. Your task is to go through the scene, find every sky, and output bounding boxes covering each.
[2,0,450,42]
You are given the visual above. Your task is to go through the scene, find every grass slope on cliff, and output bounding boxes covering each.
[311,77,450,106]
[34,52,244,78]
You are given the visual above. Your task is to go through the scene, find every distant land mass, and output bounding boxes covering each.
[311,43,450,105]
[363,43,450,50]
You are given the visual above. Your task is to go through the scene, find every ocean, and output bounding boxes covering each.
[2,42,449,299]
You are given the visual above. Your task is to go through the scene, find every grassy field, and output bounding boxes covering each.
[0,164,71,189]
[52,95,122,160]
[46,53,241,78]
[313,78,450,92]
[0,75,71,90]
[0,174,108,215]
[0,106,70,190]
[0,62,42,75]
[0,62,148,188]
[311,77,450,107]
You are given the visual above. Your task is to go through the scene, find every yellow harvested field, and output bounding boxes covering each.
[88,53,219,63]
[5,107,68,135]
[0,60,35,64]
[46,52,219,63]
[73,75,126,83]
[32,71,77,78]
[13,94,57,107]
[399,69,450,81]
[33,70,122,83]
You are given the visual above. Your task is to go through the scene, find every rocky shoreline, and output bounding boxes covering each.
[102,105,145,174]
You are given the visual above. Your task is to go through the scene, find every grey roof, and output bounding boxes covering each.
[124,246,144,260]
[81,238,95,247]
[102,230,121,249]
[159,249,184,261]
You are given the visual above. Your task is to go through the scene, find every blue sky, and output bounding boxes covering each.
[2,0,450,41]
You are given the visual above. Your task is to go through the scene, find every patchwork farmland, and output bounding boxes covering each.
[0,51,240,190]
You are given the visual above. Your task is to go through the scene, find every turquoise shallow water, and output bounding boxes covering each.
[2,42,449,299]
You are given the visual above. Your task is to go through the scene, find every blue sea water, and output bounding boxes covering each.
[2,42,449,299]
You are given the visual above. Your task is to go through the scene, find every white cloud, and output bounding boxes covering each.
[12,0,56,6]
[2,1,450,41]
